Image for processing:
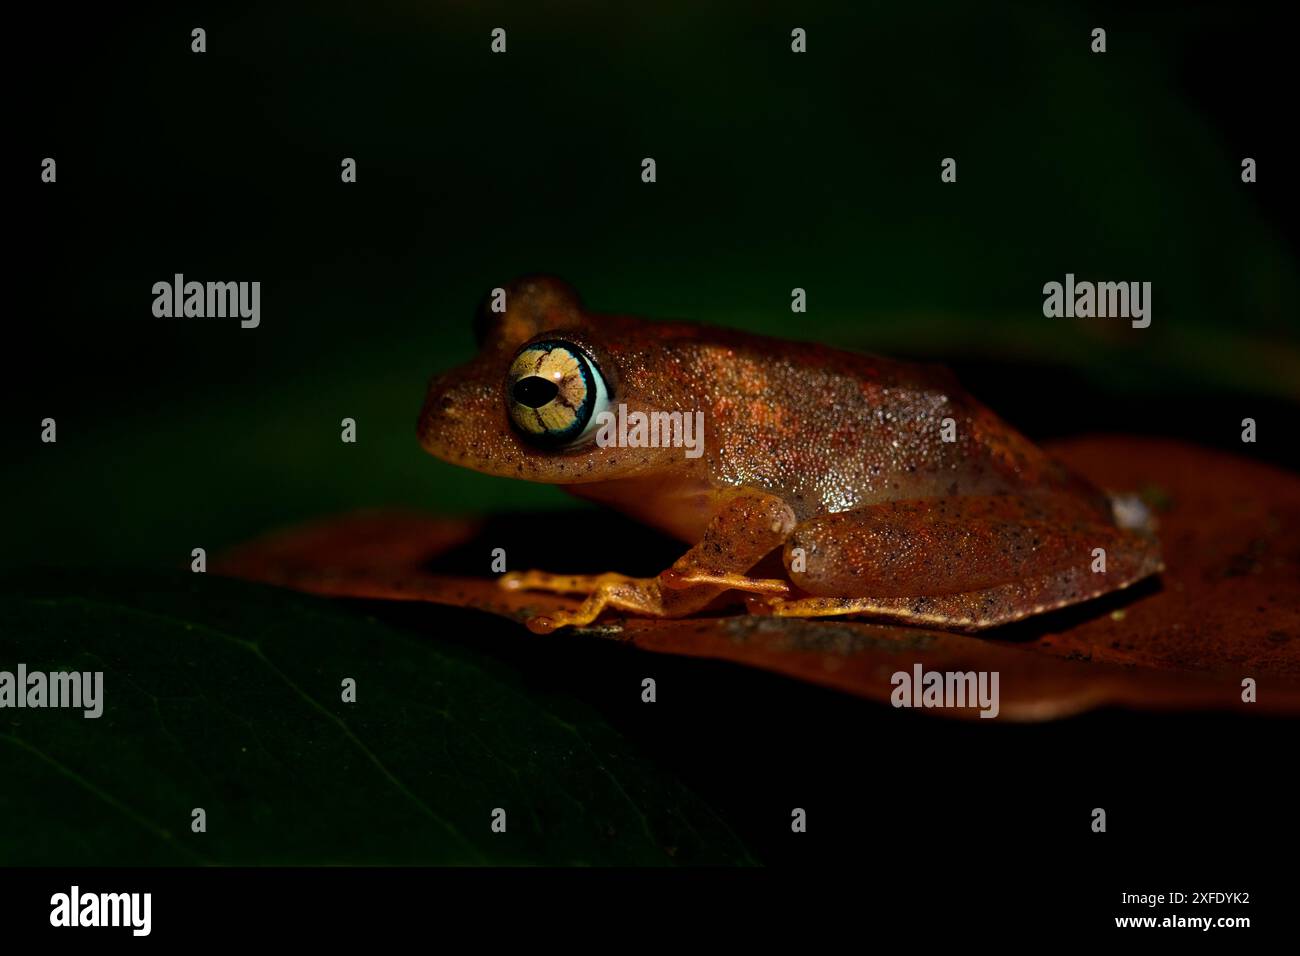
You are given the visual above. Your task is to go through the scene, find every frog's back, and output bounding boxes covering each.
[649,324,1106,521]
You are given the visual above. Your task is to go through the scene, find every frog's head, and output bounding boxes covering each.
[418,276,702,483]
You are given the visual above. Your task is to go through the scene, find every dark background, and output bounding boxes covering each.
[9,0,1297,567]
[5,0,1297,910]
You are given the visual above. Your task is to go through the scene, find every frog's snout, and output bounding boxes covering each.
[417,380,462,449]
[417,358,508,466]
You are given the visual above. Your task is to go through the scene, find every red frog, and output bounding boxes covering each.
[418,276,1163,634]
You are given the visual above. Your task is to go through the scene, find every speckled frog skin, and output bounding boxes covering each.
[419,276,1163,634]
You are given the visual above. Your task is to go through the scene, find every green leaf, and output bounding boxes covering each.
[0,570,754,865]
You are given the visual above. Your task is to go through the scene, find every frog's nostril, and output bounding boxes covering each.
[423,392,460,428]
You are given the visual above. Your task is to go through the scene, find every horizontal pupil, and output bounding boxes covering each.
[513,375,560,409]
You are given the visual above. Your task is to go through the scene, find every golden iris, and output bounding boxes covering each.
[506,340,608,446]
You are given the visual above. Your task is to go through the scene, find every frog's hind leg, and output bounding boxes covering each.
[767,495,1164,631]
[749,574,1143,632]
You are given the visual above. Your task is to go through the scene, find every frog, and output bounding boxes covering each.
[418,276,1163,635]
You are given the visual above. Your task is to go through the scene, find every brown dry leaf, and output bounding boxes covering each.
[214,437,1300,720]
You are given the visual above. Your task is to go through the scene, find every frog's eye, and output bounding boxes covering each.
[506,340,611,448]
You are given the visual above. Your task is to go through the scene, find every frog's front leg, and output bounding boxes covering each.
[501,491,796,633]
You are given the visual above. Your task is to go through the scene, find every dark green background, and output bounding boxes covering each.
[10,0,1296,569]
[5,1,1298,872]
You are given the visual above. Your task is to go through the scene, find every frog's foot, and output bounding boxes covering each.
[511,574,664,635]
[743,591,1007,630]
[500,570,637,596]
[504,490,800,633]
[742,593,964,626]
[503,568,795,634]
